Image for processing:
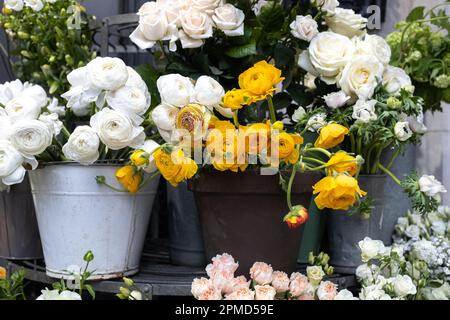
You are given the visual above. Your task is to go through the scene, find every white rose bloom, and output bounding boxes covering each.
[157,74,194,107]
[86,57,129,91]
[419,175,447,197]
[290,15,319,42]
[62,126,100,166]
[0,141,28,186]
[5,96,41,123]
[307,112,327,132]
[137,139,161,174]
[157,0,191,26]
[36,289,82,300]
[297,51,319,77]
[178,29,205,49]
[308,32,355,84]
[193,76,225,107]
[405,225,420,239]
[355,263,374,283]
[152,103,178,132]
[212,4,245,37]
[292,106,306,123]
[9,120,53,157]
[382,66,412,96]
[254,285,276,300]
[90,108,145,150]
[359,284,391,300]
[323,91,350,109]
[306,266,325,286]
[47,98,66,117]
[339,55,384,100]
[5,0,24,11]
[0,79,25,105]
[335,289,358,300]
[191,0,221,15]
[38,113,63,136]
[352,99,378,124]
[393,275,417,297]
[394,121,413,142]
[312,0,339,14]
[358,237,385,262]
[179,8,213,48]
[356,35,391,65]
[326,8,367,38]
[24,0,44,12]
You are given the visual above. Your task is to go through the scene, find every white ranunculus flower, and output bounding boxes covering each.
[21,84,48,109]
[38,113,63,136]
[323,91,350,109]
[356,35,391,65]
[212,4,245,37]
[307,112,327,132]
[5,0,24,11]
[352,99,377,124]
[86,57,129,91]
[358,237,385,262]
[157,74,194,107]
[124,67,148,92]
[308,32,355,84]
[339,55,384,100]
[62,126,100,166]
[382,66,412,96]
[191,0,221,15]
[290,15,319,42]
[419,175,447,197]
[335,289,358,300]
[193,76,225,107]
[0,79,25,105]
[10,120,53,157]
[292,106,306,123]
[90,108,145,150]
[0,109,12,140]
[36,289,82,300]
[24,0,43,12]
[394,121,413,142]
[46,98,66,117]
[431,221,446,235]
[326,8,367,38]
[152,103,178,132]
[106,86,150,122]
[0,141,26,186]
[393,275,417,297]
[312,0,339,14]
[5,96,41,123]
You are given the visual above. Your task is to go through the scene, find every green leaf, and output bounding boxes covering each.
[85,284,96,300]
[406,6,425,22]
[225,42,257,59]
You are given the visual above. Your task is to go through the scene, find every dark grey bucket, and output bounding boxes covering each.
[167,182,206,267]
[0,175,43,260]
[325,175,387,274]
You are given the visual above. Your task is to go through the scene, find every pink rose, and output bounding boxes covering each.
[289,273,309,298]
[191,277,213,299]
[223,276,251,295]
[254,285,277,300]
[206,253,239,277]
[198,287,223,300]
[225,287,255,300]
[317,281,338,300]
[271,271,290,293]
[250,262,273,285]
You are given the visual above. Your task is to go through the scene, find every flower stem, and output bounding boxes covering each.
[286,163,298,211]
[267,96,277,124]
[303,147,332,158]
[378,163,402,186]
[233,110,240,128]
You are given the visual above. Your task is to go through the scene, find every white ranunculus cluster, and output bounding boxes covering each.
[130,0,245,51]
[36,289,82,300]
[5,0,56,12]
[0,80,60,187]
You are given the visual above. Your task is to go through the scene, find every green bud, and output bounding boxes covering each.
[3,22,12,29]
[307,252,315,265]
[119,287,130,297]
[30,35,39,42]
[49,55,56,63]
[387,97,402,109]
[83,250,94,262]
[17,31,29,40]
[123,277,134,287]
[408,50,422,62]
[434,74,450,89]
[32,72,42,80]
[41,64,51,75]
[49,82,59,95]
[40,46,51,56]
[20,50,35,59]
[65,54,74,65]
[321,253,330,265]
[324,265,334,276]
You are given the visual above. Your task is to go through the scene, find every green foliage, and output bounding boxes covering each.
[0,269,26,300]
[401,172,440,214]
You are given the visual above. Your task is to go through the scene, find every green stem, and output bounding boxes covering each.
[267,96,277,124]
[139,171,160,189]
[350,133,356,154]
[98,180,128,193]
[378,163,402,186]
[286,164,298,211]
[233,110,240,128]
[299,121,324,136]
[302,157,326,165]
[61,126,71,140]
[386,146,402,170]
[303,147,332,158]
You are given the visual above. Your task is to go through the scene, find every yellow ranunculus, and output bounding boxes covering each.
[313,174,367,210]
[314,123,349,149]
[275,132,304,164]
[130,150,149,167]
[326,151,358,176]
[244,122,271,155]
[238,60,285,102]
[2,6,12,15]
[116,165,142,193]
[222,89,251,110]
[0,266,6,279]
[154,148,198,187]
[176,104,209,134]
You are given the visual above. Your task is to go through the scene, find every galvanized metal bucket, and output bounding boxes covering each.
[29,163,160,280]
[0,175,43,260]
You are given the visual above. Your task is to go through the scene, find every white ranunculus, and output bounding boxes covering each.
[339,55,384,100]
[290,15,319,42]
[308,32,355,84]
[419,175,447,197]
[358,237,385,262]
[394,121,413,142]
[38,113,63,136]
[152,104,178,131]
[0,141,26,186]
[382,66,412,96]
[46,98,66,117]
[21,84,48,109]
[212,4,245,37]
[335,289,357,300]
[5,0,24,11]
[24,0,43,12]
[312,0,339,14]
[36,289,82,300]
[323,91,350,109]
[10,120,53,157]
[180,8,213,42]
[326,8,367,38]
[356,35,391,65]
[307,112,327,132]
[62,126,100,166]
[157,74,194,107]
[292,106,306,123]
[191,0,221,15]
[0,110,12,140]
[86,57,129,91]
[124,67,148,92]
[90,108,145,150]
[0,79,25,105]
[352,99,377,123]
[193,76,225,107]
[393,275,417,297]
[5,96,41,123]
[106,86,150,121]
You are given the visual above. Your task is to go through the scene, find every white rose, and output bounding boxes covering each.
[0,79,25,105]
[306,266,325,286]
[157,74,194,107]
[303,72,317,90]
[38,113,63,136]
[325,8,367,38]
[254,285,276,300]
[90,108,145,150]
[212,4,245,37]
[307,112,327,132]
[323,91,350,109]
[36,289,82,300]
[24,0,44,12]
[290,15,319,42]
[86,57,129,91]
[191,0,221,15]
[0,141,27,186]
[356,35,391,65]
[355,263,374,283]
[5,96,41,123]
[335,289,357,300]
[47,98,66,117]
[360,285,391,300]
[312,0,339,14]
[393,275,417,297]
[178,29,205,49]
[352,99,378,123]
[405,225,420,239]
[394,121,413,142]
[137,139,161,174]
[193,76,225,107]
[292,106,306,123]
[151,103,178,132]
[10,120,52,157]
[382,66,412,96]
[419,175,447,197]
[62,126,100,166]
[358,237,385,262]
[5,0,24,11]
[308,32,355,84]
[157,0,191,26]
[191,277,213,299]
[180,8,213,47]
[297,51,319,77]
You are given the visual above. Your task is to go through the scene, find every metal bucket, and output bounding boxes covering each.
[0,175,43,260]
[28,163,160,280]
[325,175,387,274]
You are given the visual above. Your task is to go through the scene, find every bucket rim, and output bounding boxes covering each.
[34,160,126,168]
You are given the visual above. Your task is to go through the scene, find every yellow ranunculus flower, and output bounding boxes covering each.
[154,148,198,187]
[244,122,271,155]
[326,151,358,176]
[313,174,367,210]
[176,104,209,134]
[275,132,304,164]
[116,165,142,193]
[314,123,349,149]
[130,150,149,167]
[0,266,6,279]
[222,89,251,110]
[238,61,285,102]
[2,6,12,15]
